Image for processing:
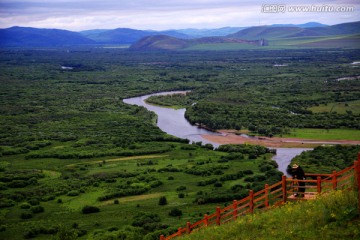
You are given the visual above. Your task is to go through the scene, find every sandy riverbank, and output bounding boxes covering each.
[202,130,360,148]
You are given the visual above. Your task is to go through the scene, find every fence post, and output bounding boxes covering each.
[186,222,191,234]
[355,155,360,215]
[216,207,221,225]
[332,170,337,190]
[265,184,269,208]
[317,176,322,194]
[282,175,287,203]
[204,214,209,227]
[249,190,254,213]
[160,235,165,240]
[233,200,238,220]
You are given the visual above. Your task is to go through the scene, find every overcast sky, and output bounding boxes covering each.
[0,0,359,31]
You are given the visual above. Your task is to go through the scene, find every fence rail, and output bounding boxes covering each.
[160,155,360,240]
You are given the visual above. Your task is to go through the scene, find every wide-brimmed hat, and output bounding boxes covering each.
[292,164,299,168]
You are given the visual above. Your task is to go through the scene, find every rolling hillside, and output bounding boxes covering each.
[129,35,266,50]
[229,21,360,40]
[129,35,190,50]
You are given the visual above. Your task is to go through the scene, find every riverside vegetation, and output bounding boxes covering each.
[0,48,359,239]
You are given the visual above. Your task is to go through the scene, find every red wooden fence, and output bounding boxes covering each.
[160,156,360,240]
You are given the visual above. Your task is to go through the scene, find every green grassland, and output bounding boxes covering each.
[0,143,280,240]
[282,128,360,141]
[182,190,360,240]
[270,34,360,48]
[182,34,360,50]
[309,99,360,115]
[184,43,265,51]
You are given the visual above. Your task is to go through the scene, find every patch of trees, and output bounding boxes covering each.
[195,190,248,204]
[146,93,192,108]
[82,205,100,214]
[132,212,169,235]
[290,145,360,173]
[184,165,229,176]
[98,176,163,201]
[169,208,182,217]
[217,144,275,157]
[24,143,172,160]
[0,169,44,189]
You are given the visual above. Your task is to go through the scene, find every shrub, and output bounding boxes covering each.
[42,195,55,201]
[108,226,119,232]
[31,205,44,214]
[57,198,63,203]
[82,205,100,214]
[20,203,31,209]
[67,190,80,196]
[244,176,254,182]
[178,193,185,198]
[0,183,7,190]
[23,227,39,238]
[214,182,223,187]
[8,180,28,188]
[158,196,167,206]
[21,212,33,219]
[28,198,40,206]
[132,212,161,228]
[114,199,119,204]
[54,225,78,240]
[176,186,186,191]
[169,208,182,217]
[0,198,15,209]
[243,170,254,175]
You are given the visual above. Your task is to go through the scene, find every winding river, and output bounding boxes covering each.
[123,91,311,176]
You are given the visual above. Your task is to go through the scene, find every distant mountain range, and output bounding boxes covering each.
[80,28,190,44]
[0,27,95,47]
[0,21,359,49]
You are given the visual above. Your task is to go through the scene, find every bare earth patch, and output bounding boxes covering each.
[202,130,360,148]
[99,193,163,206]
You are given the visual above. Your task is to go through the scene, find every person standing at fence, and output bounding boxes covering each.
[291,164,305,197]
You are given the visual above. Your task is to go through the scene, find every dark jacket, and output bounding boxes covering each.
[291,166,305,180]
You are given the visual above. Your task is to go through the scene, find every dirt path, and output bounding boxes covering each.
[66,155,167,167]
[202,131,360,148]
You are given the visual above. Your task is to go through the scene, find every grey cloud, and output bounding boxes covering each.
[0,0,359,30]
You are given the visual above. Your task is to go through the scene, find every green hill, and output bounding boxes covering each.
[229,21,360,40]
[182,190,360,240]
[229,26,310,40]
[129,35,264,50]
[129,35,190,50]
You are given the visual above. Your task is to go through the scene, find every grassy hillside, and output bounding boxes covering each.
[229,26,306,40]
[182,190,360,240]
